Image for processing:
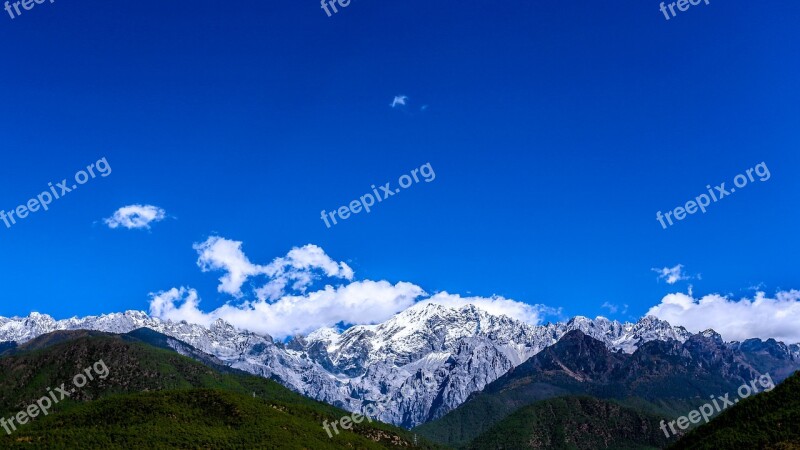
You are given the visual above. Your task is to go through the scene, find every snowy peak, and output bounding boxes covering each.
[278,304,701,426]
[701,329,723,339]
[557,314,691,354]
[322,302,547,372]
[791,344,800,360]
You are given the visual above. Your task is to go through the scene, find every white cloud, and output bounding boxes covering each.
[420,292,558,325]
[257,244,354,300]
[193,237,267,298]
[192,237,354,300]
[652,264,693,285]
[646,290,800,343]
[148,287,211,327]
[390,95,408,108]
[104,204,167,230]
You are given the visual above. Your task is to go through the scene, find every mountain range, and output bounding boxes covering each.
[2,303,798,432]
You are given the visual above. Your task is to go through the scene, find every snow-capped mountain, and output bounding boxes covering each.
[279,303,693,425]
[0,303,728,428]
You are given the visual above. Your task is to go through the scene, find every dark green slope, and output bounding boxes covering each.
[415,381,571,447]
[415,332,712,447]
[0,330,443,449]
[1,389,428,449]
[467,396,670,450]
[670,372,800,450]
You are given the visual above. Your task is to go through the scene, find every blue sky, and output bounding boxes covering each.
[0,0,798,337]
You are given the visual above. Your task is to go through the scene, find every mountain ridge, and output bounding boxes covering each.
[1,304,796,429]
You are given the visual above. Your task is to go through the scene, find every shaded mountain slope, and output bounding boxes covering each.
[416,330,799,447]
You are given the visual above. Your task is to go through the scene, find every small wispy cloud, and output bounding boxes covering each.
[652,264,694,285]
[104,204,167,230]
[601,302,628,315]
[390,95,408,108]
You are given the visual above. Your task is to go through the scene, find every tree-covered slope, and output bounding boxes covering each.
[1,389,431,449]
[0,330,441,449]
[669,371,800,450]
[467,396,670,450]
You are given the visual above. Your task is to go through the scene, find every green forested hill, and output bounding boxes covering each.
[669,371,800,450]
[1,389,426,449]
[0,330,442,449]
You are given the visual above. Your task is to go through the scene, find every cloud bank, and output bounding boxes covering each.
[148,238,800,344]
[148,237,551,338]
[647,290,800,343]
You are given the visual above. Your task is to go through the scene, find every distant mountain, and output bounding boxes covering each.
[670,371,800,449]
[415,330,800,447]
[0,305,791,430]
[0,329,436,449]
[729,338,800,381]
